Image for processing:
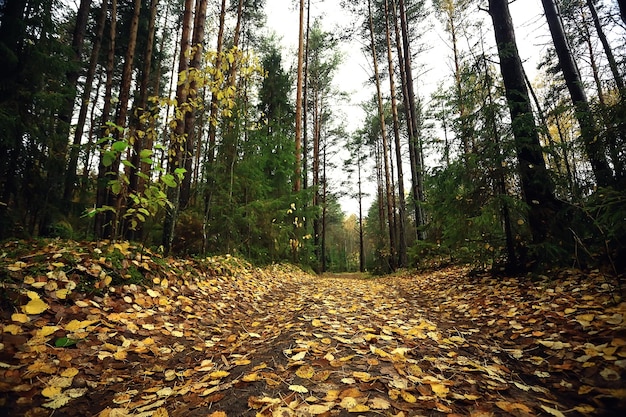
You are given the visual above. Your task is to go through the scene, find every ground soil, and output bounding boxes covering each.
[1,242,625,416]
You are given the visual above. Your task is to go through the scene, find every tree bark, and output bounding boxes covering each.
[384,0,407,267]
[368,0,397,271]
[57,0,91,205]
[541,0,613,187]
[618,0,626,25]
[163,0,194,254]
[294,0,305,192]
[180,0,208,208]
[94,0,117,238]
[397,0,425,240]
[488,0,558,245]
[207,0,227,166]
[65,0,107,203]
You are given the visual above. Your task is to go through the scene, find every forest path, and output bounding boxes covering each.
[1,242,625,416]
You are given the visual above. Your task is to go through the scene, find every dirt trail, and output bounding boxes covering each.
[1,247,625,416]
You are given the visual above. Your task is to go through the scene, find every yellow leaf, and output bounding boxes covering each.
[242,372,262,382]
[400,390,417,403]
[311,319,322,327]
[42,394,71,409]
[574,405,595,413]
[208,412,227,417]
[65,319,98,332]
[297,404,331,415]
[113,350,127,361]
[600,367,620,381]
[348,404,370,412]
[340,397,358,409]
[48,376,73,388]
[152,407,169,417]
[61,368,79,378]
[288,384,308,393]
[11,313,29,323]
[3,324,22,335]
[56,289,71,299]
[296,365,315,379]
[431,383,449,397]
[368,397,391,409]
[42,386,62,398]
[22,298,49,315]
[353,371,373,382]
[98,408,131,417]
[496,401,532,413]
[575,314,594,326]
[540,405,566,417]
[290,351,307,361]
[209,370,230,379]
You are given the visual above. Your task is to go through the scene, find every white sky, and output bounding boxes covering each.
[264,0,549,216]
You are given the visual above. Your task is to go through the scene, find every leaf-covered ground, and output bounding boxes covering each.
[1,240,625,417]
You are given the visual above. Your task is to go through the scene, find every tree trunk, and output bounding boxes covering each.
[132,0,158,196]
[488,0,558,245]
[104,0,141,238]
[180,0,208,208]
[65,0,107,203]
[207,0,227,165]
[294,0,305,192]
[303,0,311,191]
[94,0,117,238]
[368,0,397,271]
[163,0,194,254]
[384,0,407,267]
[397,0,425,240]
[541,0,613,187]
[356,142,365,272]
[56,0,91,206]
[618,0,626,25]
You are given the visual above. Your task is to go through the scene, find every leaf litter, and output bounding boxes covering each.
[1,239,625,416]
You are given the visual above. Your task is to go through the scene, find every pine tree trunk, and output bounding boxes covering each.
[397,0,425,240]
[368,0,397,271]
[163,0,194,254]
[383,0,407,267]
[207,0,227,166]
[294,0,305,192]
[618,0,626,25]
[488,0,558,245]
[541,0,613,187]
[180,0,208,208]
[56,0,91,206]
[104,0,141,238]
[94,0,117,239]
[64,0,107,203]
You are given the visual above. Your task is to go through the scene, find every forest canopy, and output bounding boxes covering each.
[0,0,625,274]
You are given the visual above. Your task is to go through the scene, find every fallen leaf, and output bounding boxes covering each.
[540,405,565,417]
[288,384,308,393]
[22,297,49,315]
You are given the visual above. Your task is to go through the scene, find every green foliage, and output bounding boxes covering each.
[86,123,185,238]
[572,187,626,274]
